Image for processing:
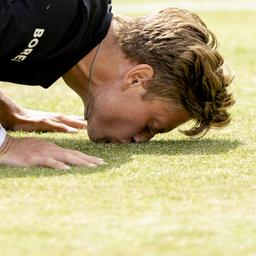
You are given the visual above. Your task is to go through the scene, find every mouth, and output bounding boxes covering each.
[93,137,137,144]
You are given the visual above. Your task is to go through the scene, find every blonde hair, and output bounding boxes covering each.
[114,8,235,137]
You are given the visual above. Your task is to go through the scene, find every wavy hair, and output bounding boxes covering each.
[114,8,235,137]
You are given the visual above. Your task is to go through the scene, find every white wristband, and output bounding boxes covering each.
[0,125,7,147]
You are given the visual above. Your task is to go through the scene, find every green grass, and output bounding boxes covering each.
[0,9,256,256]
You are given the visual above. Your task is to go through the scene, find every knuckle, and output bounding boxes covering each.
[60,152,71,160]
[25,155,40,166]
[72,149,84,155]
[56,114,66,121]
[38,118,50,125]
[43,157,55,166]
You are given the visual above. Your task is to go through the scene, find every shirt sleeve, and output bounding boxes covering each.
[0,0,112,87]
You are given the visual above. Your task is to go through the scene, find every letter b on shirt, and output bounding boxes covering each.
[34,29,45,38]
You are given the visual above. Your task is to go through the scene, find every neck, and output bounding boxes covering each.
[62,20,116,105]
[84,42,102,120]
[62,45,100,105]
[62,19,136,105]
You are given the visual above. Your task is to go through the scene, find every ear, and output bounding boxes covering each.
[122,64,154,90]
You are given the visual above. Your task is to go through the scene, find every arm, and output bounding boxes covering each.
[0,91,105,169]
[0,90,86,133]
[0,124,7,149]
[0,90,24,129]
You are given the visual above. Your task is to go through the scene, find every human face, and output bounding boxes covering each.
[86,85,190,143]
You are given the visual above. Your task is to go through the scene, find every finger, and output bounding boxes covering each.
[68,115,87,121]
[32,157,70,170]
[53,115,87,129]
[36,157,71,170]
[14,119,78,133]
[39,119,79,133]
[64,149,106,165]
[31,141,105,166]
[55,152,99,167]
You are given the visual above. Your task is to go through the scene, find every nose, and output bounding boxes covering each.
[95,135,154,144]
[95,138,111,143]
[96,138,132,144]
[119,138,134,144]
[133,133,154,143]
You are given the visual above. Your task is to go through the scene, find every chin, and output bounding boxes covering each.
[86,123,96,141]
[87,126,106,143]
[87,130,99,142]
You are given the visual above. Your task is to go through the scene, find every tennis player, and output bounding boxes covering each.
[0,0,234,169]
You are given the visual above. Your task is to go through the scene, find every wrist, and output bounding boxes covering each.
[0,125,7,147]
[0,126,12,156]
[0,91,26,129]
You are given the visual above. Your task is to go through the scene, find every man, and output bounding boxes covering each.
[0,0,234,169]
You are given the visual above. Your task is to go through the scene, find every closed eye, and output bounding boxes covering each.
[150,126,167,135]
[157,128,165,134]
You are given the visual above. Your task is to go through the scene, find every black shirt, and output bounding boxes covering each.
[0,0,112,88]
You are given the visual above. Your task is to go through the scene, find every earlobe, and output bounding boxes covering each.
[124,64,154,89]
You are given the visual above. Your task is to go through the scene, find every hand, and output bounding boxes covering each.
[0,136,106,169]
[0,91,86,133]
[12,109,87,133]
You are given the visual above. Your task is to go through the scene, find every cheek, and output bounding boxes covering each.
[87,97,125,136]
[95,97,138,124]
[88,92,150,139]
[110,120,142,137]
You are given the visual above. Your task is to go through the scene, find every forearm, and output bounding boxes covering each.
[0,90,25,128]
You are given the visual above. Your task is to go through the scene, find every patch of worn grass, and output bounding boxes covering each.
[0,10,256,256]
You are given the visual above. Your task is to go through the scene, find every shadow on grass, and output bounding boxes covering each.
[0,137,241,179]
